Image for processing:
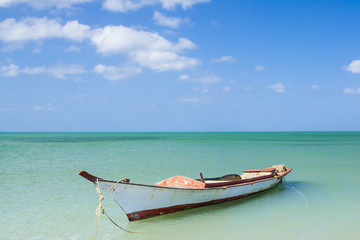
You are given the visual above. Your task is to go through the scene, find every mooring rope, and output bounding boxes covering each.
[91,179,141,240]
[101,207,141,234]
[290,186,310,209]
[91,179,104,240]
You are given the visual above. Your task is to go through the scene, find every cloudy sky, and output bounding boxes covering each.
[0,0,359,131]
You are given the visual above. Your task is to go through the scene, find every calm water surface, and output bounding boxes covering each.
[1,132,359,240]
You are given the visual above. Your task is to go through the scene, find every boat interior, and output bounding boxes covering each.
[155,165,288,188]
[79,165,289,189]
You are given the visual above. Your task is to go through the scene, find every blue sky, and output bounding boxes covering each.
[0,0,359,132]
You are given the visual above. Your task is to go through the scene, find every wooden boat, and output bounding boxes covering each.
[79,165,292,221]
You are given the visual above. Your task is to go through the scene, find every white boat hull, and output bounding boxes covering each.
[92,169,291,221]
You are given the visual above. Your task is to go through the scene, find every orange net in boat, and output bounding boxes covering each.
[155,176,205,188]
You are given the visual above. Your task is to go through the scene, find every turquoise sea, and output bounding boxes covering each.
[1,132,360,240]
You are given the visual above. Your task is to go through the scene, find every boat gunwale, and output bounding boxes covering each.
[79,168,292,190]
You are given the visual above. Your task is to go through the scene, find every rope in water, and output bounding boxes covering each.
[91,179,141,240]
[290,186,310,209]
[101,208,140,233]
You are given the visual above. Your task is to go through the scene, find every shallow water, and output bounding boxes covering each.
[1,132,359,240]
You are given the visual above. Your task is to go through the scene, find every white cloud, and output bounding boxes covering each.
[311,85,320,90]
[94,64,141,81]
[194,87,209,93]
[255,65,265,71]
[102,0,210,12]
[130,50,199,71]
[222,86,231,92]
[32,44,43,53]
[344,60,360,74]
[244,86,252,91]
[196,73,221,83]
[178,73,221,83]
[20,64,86,78]
[0,17,200,73]
[153,11,186,28]
[0,17,91,42]
[90,25,196,54]
[211,56,235,63]
[178,74,189,81]
[0,0,13,7]
[0,0,94,9]
[33,102,55,111]
[267,82,285,93]
[0,64,20,76]
[175,37,197,50]
[47,64,87,78]
[61,20,92,42]
[102,0,144,12]
[176,95,210,104]
[1,42,24,52]
[0,17,60,42]
[160,0,210,9]
[90,25,199,71]
[343,87,360,95]
[65,45,81,52]
[22,66,46,75]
